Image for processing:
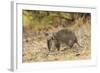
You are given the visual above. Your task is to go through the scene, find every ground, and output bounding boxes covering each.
[22,18,91,62]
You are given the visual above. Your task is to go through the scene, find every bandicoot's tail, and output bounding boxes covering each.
[76,41,82,48]
[75,37,82,48]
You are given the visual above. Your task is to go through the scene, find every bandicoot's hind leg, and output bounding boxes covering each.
[68,40,75,48]
[69,43,74,48]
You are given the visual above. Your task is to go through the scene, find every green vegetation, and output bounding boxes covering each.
[22,10,90,31]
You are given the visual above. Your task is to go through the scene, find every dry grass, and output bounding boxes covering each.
[22,18,91,63]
